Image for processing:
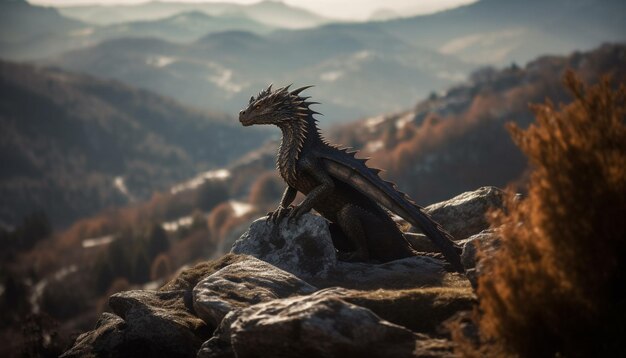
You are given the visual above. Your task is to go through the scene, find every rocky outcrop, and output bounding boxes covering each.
[231,213,456,289]
[64,187,505,358]
[231,214,337,278]
[62,290,211,358]
[202,295,420,358]
[309,287,476,334]
[192,256,316,327]
[423,186,505,240]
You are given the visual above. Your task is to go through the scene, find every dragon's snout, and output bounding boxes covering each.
[239,109,252,126]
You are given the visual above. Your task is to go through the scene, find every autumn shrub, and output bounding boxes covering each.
[41,270,93,320]
[207,202,235,239]
[248,172,283,208]
[150,253,173,281]
[471,72,626,357]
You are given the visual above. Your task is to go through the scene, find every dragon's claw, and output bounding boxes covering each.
[267,205,294,224]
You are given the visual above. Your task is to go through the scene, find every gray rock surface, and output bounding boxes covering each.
[306,286,475,334]
[62,290,210,358]
[460,229,500,270]
[197,311,239,358]
[324,256,448,290]
[192,256,316,327]
[424,186,505,240]
[208,295,420,358]
[231,214,337,278]
[64,187,509,358]
[459,229,501,286]
[230,213,462,290]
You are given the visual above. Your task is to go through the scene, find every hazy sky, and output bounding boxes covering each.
[28,0,477,20]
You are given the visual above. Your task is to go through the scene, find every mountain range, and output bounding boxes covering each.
[379,0,626,65]
[83,11,275,44]
[330,43,626,204]
[37,0,626,122]
[57,0,329,28]
[0,0,330,60]
[49,23,469,123]
[0,60,268,227]
[0,0,86,60]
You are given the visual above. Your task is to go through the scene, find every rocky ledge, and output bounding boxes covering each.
[62,187,503,358]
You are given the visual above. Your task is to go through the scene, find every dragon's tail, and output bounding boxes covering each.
[323,156,465,273]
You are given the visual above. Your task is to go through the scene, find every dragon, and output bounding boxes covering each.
[239,84,464,273]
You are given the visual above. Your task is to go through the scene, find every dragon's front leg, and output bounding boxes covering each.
[267,186,297,223]
[288,160,335,221]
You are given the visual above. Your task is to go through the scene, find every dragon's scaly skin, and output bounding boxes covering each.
[239,85,463,272]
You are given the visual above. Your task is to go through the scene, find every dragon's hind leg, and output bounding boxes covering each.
[335,204,415,263]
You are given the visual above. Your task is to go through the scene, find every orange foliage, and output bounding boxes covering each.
[248,171,283,208]
[207,202,235,239]
[150,253,173,281]
[469,72,626,356]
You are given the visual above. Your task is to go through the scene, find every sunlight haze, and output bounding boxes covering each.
[27,0,478,20]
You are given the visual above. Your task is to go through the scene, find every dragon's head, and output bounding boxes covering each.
[239,84,314,127]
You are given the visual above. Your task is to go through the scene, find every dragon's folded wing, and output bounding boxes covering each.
[321,150,464,273]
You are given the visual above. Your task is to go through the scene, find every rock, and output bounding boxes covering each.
[231,213,469,290]
[192,256,316,327]
[323,256,451,290]
[424,186,505,240]
[231,214,337,278]
[62,290,211,358]
[216,295,420,358]
[308,286,476,334]
[161,253,249,292]
[61,313,124,358]
[197,311,240,358]
[459,229,500,270]
[459,230,501,287]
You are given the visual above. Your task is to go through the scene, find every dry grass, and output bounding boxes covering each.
[464,72,626,357]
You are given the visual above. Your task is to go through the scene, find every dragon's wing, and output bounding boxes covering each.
[321,149,464,273]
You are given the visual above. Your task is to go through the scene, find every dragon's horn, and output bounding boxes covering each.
[267,83,273,92]
[291,85,314,96]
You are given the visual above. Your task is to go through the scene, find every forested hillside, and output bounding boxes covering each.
[0,61,268,226]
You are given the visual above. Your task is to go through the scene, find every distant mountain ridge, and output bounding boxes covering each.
[378,0,626,65]
[58,0,329,28]
[49,21,471,123]
[45,0,626,123]
[85,11,274,43]
[0,0,322,60]
[0,0,86,59]
[0,60,269,226]
[330,43,626,204]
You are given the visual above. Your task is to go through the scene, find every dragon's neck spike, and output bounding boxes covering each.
[274,86,325,183]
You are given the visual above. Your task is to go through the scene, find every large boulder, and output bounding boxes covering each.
[62,290,211,358]
[231,214,337,279]
[230,213,465,290]
[309,286,476,334]
[192,256,316,327]
[423,186,505,240]
[199,295,421,358]
[326,256,452,290]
